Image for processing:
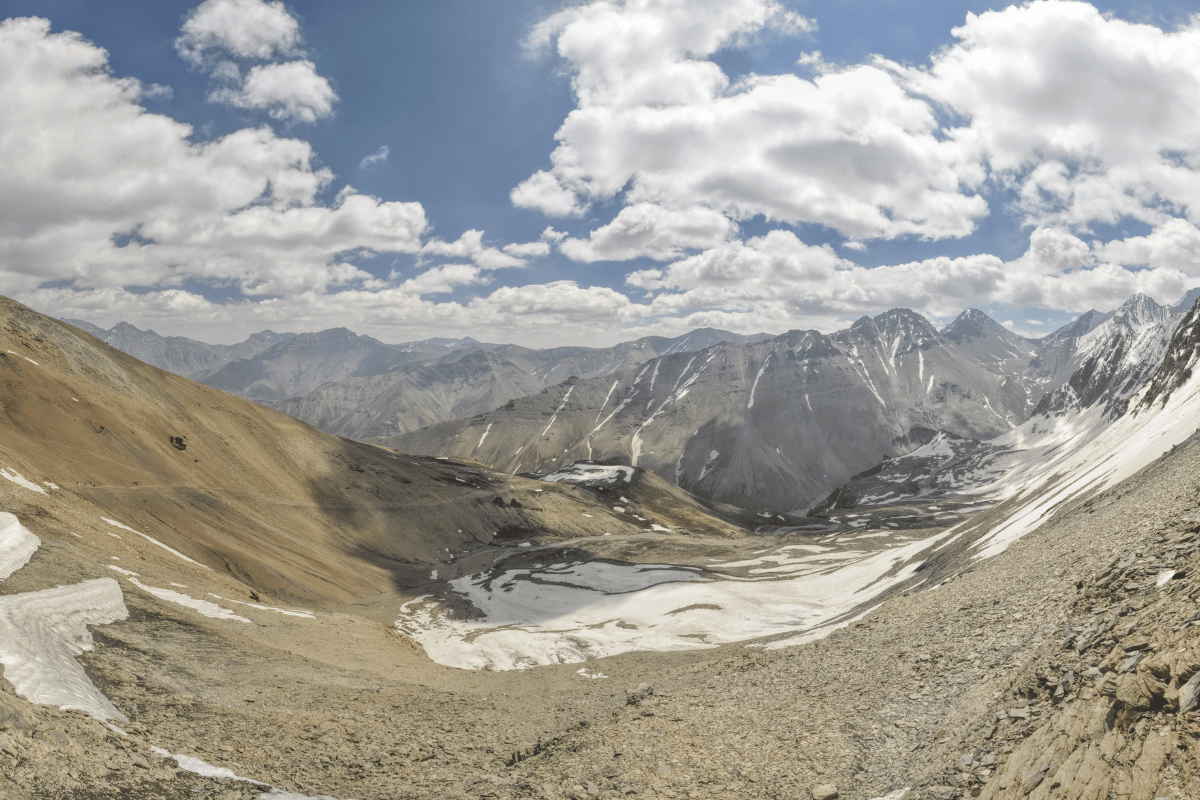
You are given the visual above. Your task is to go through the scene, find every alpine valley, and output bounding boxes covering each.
[3,288,1200,800]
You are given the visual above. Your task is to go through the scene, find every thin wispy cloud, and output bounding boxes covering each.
[359,145,389,170]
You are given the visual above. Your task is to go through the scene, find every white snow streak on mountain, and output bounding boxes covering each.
[539,385,574,438]
[476,421,493,450]
[747,353,772,410]
[970,358,1200,560]
[1,467,47,494]
[103,517,211,569]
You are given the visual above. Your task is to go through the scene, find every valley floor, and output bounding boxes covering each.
[5,427,1200,800]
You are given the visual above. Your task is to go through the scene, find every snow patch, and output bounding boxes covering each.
[1,468,47,494]
[0,512,40,581]
[124,577,250,622]
[397,528,952,671]
[210,594,315,618]
[102,517,210,570]
[0,578,129,719]
[540,463,633,486]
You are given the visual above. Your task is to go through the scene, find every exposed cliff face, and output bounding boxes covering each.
[1136,297,1200,413]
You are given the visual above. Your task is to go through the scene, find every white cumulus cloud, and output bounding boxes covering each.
[0,18,422,299]
[910,0,1200,229]
[513,0,985,240]
[176,0,302,66]
[208,60,336,123]
[560,204,736,262]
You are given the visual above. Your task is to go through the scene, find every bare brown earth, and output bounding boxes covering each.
[1,295,1199,800]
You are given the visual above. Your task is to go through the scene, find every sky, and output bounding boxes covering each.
[3,0,1200,346]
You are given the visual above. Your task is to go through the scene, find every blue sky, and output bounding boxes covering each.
[3,0,1200,344]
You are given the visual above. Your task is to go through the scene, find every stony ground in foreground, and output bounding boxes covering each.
[6,427,1200,800]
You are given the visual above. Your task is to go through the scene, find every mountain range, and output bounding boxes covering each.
[62,318,773,439]
[384,291,1200,511]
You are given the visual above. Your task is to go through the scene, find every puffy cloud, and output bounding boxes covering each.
[628,225,1195,326]
[510,170,582,217]
[502,241,552,258]
[514,0,985,239]
[629,230,848,293]
[911,0,1200,228]
[1095,219,1200,274]
[0,18,423,298]
[208,60,336,122]
[177,0,337,124]
[359,145,389,170]
[421,230,527,270]
[400,264,488,296]
[176,0,302,66]
[466,282,647,326]
[559,204,735,262]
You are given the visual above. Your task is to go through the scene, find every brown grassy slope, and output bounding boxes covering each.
[0,296,746,608]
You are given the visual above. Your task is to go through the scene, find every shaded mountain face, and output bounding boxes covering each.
[382,307,1083,511]
[60,319,294,380]
[272,348,545,439]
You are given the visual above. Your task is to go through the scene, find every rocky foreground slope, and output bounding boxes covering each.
[3,293,1200,800]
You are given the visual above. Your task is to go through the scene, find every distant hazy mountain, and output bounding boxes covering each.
[205,327,772,437]
[272,349,544,439]
[198,327,417,402]
[60,319,294,379]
